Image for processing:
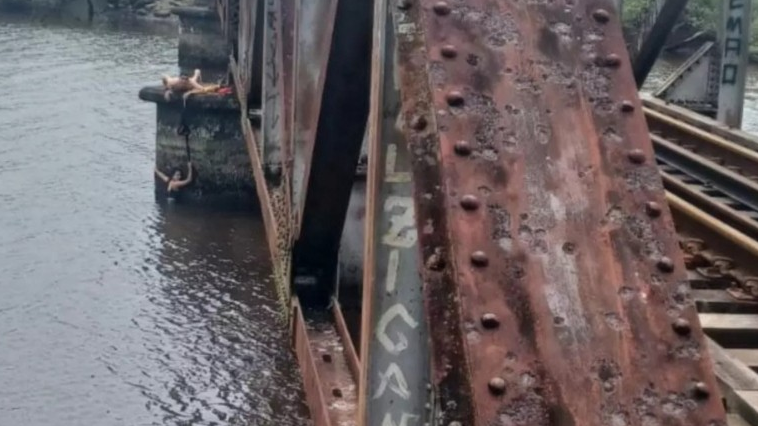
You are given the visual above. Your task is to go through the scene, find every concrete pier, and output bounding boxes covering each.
[172,6,229,83]
[139,87,256,202]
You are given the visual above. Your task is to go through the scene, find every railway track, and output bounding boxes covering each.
[643,100,758,426]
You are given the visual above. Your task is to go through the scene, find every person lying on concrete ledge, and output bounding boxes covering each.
[155,161,193,199]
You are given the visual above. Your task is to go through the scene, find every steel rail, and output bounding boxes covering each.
[652,134,758,213]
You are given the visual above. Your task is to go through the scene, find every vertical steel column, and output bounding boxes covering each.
[632,0,690,87]
[717,0,752,128]
[292,0,373,307]
[290,0,339,235]
[357,1,432,425]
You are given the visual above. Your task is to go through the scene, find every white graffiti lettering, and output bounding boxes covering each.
[376,303,419,355]
[374,363,412,400]
[382,412,420,426]
[385,144,411,183]
[382,196,417,248]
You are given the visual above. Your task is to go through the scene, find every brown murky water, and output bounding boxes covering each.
[0,18,309,425]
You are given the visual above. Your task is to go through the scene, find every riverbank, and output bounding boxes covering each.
[0,0,212,29]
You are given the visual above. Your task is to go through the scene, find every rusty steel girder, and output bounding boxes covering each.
[357,0,731,425]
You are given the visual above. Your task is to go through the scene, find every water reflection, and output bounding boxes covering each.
[0,18,309,426]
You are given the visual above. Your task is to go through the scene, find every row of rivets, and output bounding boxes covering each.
[590,7,709,399]
[428,0,506,400]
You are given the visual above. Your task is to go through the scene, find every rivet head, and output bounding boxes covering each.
[411,115,427,131]
[599,53,621,68]
[440,44,458,59]
[432,1,451,15]
[446,91,464,107]
[592,8,610,23]
[692,381,710,399]
[656,256,675,273]
[488,377,506,395]
[645,201,662,218]
[471,251,489,267]
[454,140,472,156]
[672,318,691,336]
[396,0,411,10]
[620,100,635,112]
[460,194,480,210]
[627,149,646,164]
[481,313,500,329]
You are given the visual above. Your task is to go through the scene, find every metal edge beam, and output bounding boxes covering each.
[357,1,432,425]
[290,0,340,236]
[292,0,373,307]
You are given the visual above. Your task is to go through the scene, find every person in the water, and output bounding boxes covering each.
[155,161,193,198]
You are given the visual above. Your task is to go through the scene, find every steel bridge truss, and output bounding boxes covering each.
[215,0,727,424]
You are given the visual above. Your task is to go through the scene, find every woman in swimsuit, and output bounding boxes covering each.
[155,161,193,198]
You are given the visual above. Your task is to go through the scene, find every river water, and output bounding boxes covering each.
[0,18,310,426]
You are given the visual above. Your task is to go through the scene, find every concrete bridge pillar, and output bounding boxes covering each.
[172,6,230,83]
[138,88,256,203]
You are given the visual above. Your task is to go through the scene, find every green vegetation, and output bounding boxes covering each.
[622,0,758,49]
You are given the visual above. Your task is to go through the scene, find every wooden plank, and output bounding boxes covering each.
[727,349,758,369]
[733,391,758,426]
[693,289,758,314]
[727,413,751,426]
[707,337,758,392]
[700,314,758,347]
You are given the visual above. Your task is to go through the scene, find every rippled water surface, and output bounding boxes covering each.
[0,19,309,425]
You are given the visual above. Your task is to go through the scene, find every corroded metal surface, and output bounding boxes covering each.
[237,0,258,103]
[292,300,332,426]
[357,1,431,424]
[390,0,727,425]
[291,0,339,233]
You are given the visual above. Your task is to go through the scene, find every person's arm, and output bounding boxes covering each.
[154,167,170,183]
[174,162,194,188]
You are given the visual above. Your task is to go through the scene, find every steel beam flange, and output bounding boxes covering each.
[392,0,727,425]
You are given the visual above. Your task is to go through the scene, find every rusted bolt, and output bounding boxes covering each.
[620,100,635,112]
[562,242,576,254]
[656,256,675,273]
[481,313,500,329]
[488,377,506,395]
[460,194,480,210]
[602,54,622,68]
[592,9,611,23]
[672,318,691,336]
[411,115,428,131]
[432,1,451,15]
[627,149,646,164]
[441,44,458,59]
[692,381,710,399]
[332,388,343,398]
[454,140,472,156]
[645,201,662,218]
[397,0,412,10]
[425,250,445,271]
[446,91,464,107]
[471,251,489,267]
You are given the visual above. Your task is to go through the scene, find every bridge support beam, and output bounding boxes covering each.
[632,0,689,87]
[357,1,728,425]
[291,0,373,307]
